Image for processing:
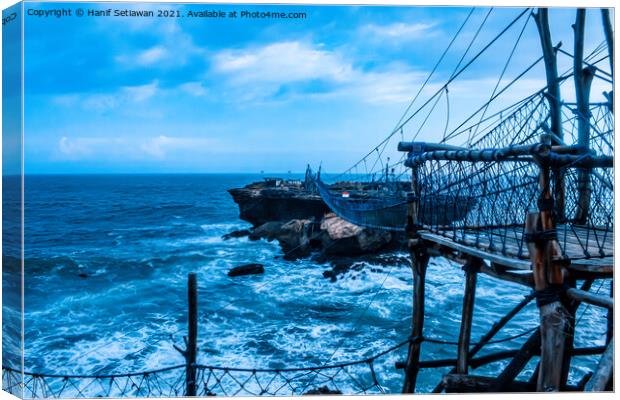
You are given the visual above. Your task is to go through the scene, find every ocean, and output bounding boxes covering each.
[4,174,610,394]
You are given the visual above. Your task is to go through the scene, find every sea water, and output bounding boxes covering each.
[5,174,609,393]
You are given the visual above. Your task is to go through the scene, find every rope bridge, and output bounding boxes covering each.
[313,90,614,264]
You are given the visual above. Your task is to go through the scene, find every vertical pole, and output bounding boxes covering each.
[457,258,479,375]
[606,281,613,345]
[186,273,198,396]
[573,8,596,224]
[533,135,569,392]
[601,9,613,78]
[402,165,429,393]
[534,8,565,221]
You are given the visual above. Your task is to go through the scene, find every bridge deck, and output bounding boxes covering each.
[420,224,613,275]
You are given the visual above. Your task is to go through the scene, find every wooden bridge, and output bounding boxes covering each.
[314,7,614,393]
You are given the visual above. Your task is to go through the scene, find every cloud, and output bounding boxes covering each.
[114,21,203,69]
[179,82,208,97]
[211,40,428,104]
[361,22,438,41]
[213,41,353,85]
[137,46,169,66]
[53,81,160,113]
[139,135,214,159]
[57,135,216,160]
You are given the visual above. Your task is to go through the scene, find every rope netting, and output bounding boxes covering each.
[2,340,409,398]
[409,96,613,261]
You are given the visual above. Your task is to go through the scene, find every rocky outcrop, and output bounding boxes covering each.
[228,184,329,226]
[319,213,393,256]
[249,219,320,260]
[242,213,395,261]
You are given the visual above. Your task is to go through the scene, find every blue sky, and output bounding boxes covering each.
[18,2,613,174]
[2,2,22,175]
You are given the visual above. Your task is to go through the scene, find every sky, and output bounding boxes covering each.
[2,2,22,175]
[12,2,614,174]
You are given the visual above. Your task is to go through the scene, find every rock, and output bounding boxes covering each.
[320,213,392,256]
[249,221,284,241]
[222,229,251,240]
[228,182,330,227]
[304,386,342,395]
[227,263,265,277]
[249,219,319,260]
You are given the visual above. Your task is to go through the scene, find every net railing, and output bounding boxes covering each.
[405,98,613,262]
[2,340,409,398]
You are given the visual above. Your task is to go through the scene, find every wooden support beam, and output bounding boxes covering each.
[457,259,480,374]
[481,263,534,287]
[443,374,582,393]
[607,281,613,345]
[402,165,429,394]
[401,346,607,370]
[566,287,613,309]
[402,244,429,393]
[561,279,593,389]
[432,291,535,393]
[490,329,541,392]
[584,340,614,391]
[443,374,534,393]
[534,8,565,220]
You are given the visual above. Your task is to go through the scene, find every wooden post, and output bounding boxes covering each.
[560,279,593,389]
[607,281,613,345]
[457,258,480,374]
[174,273,198,396]
[402,165,430,393]
[531,135,569,392]
[573,9,596,224]
[534,8,565,221]
[186,273,198,396]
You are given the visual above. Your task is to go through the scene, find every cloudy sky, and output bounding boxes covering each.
[19,2,612,174]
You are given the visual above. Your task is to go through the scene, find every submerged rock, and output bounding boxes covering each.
[228,263,265,277]
[304,386,342,395]
[222,229,251,240]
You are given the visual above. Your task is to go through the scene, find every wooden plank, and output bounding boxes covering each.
[420,231,612,276]
[419,232,531,270]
